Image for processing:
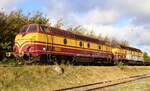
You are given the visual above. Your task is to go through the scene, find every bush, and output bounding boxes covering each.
[116,61,126,70]
[0,58,16,66]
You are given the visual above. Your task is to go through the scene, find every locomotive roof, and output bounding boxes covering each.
[26,24,106,45]
[120,45,142,52]
[50,27,107,45]
[112,44,142,52]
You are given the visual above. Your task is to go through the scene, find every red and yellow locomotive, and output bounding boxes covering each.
[10,24,144,64]
[13,24,112,63]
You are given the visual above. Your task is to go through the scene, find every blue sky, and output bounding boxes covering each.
[16,1,43,12]
[0,0,150,54]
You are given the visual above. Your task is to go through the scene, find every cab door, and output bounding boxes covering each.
[40,25,52,52]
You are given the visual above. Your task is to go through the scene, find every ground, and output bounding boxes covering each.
[102,78,150,91]
[0,64,150,91]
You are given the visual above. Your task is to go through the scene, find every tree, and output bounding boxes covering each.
[54,19,63,29]
[111,37,129,47]
[96,34,103,40]
[28,11,49,24]
[143,52,150,61]
[86,30,97,38]
[103,36,110,43]
[120,40,129,46]
[111,38,120,45]
[67,25,85,35]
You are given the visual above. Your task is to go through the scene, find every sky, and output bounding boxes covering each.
[0,0,150,55]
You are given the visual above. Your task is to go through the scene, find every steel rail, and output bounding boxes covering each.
[54,74,150,91]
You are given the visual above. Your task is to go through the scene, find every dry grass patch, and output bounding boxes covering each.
[0,65,150,91]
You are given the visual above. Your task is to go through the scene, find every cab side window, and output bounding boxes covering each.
[41,26,49,33]
[64,38,67,45]
[79,41,82,47]
[87,43,90,48]
[99,45,101,50]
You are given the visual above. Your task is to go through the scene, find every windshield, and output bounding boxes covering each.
[27,25,37,32]
[19,25,37,33]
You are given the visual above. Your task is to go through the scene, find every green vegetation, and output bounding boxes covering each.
[0,58,16,66]
[111,37,129,46]
[144,52,150,62]
[0,65,150,91]
[116,61,126,70]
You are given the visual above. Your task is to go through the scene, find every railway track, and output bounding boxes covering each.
[54,74,150,91]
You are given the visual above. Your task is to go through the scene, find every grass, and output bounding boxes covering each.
[0,58,17,66]
[104,78,150,91]
[1,64,150,91]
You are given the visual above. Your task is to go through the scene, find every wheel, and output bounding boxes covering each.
[22,54,35,64]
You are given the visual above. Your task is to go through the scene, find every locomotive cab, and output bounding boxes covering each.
[13,24,51,62]
[14,24,38,57]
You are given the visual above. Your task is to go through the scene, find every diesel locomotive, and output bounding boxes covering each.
[9,24,144,64]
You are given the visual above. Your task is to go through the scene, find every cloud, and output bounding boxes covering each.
[0,0,24,10]
[81,9,120,25]
[0,0,16,8]
[42,0,70,20]
[115,0,150,15]
[63,0,150,26]
[105,0,150,26]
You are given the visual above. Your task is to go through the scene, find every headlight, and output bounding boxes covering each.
[43,47,46,51]
[19,52,24,57]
